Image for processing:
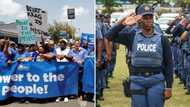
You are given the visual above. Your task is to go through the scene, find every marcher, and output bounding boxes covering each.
[55,39,71,102]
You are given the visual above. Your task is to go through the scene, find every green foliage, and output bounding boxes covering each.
[48,21,75,43]
[97,0,122,15]
[183,0,190,4]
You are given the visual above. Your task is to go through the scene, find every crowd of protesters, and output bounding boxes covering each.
[0,37,94,104]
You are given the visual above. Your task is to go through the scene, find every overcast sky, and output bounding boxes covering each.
[0,0,95,34]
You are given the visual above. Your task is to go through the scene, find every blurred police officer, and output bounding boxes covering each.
[179,21,190,94]
[105,4,173,107]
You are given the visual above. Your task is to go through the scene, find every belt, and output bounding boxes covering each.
[130,67,162,72]
[130,71,162,77]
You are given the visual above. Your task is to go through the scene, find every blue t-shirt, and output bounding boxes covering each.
[8,47,17,61]
[14,52,31,61]
[105,23,173,88]
[0,51,7,63]
[29,51,38,61]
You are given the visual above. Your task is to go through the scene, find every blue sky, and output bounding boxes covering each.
[0,0,95,34]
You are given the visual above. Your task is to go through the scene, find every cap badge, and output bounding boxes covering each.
[144,6,150,11]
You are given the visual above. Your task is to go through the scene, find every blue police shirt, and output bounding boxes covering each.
[172,24,186,37]
[96,20,103,39]
[105,23,173,88]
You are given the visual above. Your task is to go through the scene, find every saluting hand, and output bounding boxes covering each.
[119,13,142,26]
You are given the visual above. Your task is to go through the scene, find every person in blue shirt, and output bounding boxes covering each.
[82,40,88,50]
[28,44,38,62]
[47,40,56,54]
[105,4,173,107]
[68,40,88,99]
[68,41,88,65]
[0,40,11,71]
[81,40,92,56]
[0,40,8,64]
[123,4,163,76]
[170,18,189,87]
[0,51,7,63]
[0,39,14,65]
[14,44,32,62]
[34,45,56,62]
[96,13,104,68]
[8,42,17,60]
[178,22,190,94]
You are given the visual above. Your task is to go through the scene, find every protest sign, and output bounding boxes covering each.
[87,33,94,50]
[67,8,75,19]
[26,5,48,37]
[16,19,36,44]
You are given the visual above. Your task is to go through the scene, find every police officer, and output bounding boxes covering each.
[171,17,188,86]
[179,21,190,94]
[123,5,163,74]
[105,4,173,107]
[96,13,106,100]
[166,16,182,79]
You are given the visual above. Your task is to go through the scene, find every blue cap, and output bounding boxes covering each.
[136,4,154,16]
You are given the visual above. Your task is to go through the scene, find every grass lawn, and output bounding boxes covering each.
[99,45,190,107]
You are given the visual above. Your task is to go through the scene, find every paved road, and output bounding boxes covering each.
[0,99,94,107]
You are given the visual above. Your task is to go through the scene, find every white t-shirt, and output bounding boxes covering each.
[55,47,70,62]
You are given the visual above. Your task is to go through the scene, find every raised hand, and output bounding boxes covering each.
[180,18,189,28]
[119,13,142,26]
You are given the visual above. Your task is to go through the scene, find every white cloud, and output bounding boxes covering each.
[0,0,27,19]
[16,11,27,19]
[75,6,85,16]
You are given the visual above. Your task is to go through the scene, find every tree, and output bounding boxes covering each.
[97,0,122,15]
[48,21,75,43]
[182,0,190,8]
[128,0,163,4]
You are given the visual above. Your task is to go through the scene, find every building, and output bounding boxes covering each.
[0,22,18,43]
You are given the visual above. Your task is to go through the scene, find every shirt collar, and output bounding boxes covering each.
[73,47,83,52]
[136,26,162,37]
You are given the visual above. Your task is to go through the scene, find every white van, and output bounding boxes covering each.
[159,13,179,19]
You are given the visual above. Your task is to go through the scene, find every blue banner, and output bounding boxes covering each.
[88,33,95,50]
[82,57,94,93]
[80,33,94,50]
[80,33,89,44]
[0,62,79,100]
